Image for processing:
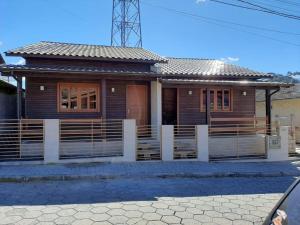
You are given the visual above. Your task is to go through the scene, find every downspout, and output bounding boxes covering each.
[266,88,280,135]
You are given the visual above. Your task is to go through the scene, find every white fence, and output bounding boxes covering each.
[0,119,291,164]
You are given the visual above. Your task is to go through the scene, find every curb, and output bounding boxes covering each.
[0,171,299,183]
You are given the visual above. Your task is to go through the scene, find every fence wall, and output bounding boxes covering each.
[0,119,290,164]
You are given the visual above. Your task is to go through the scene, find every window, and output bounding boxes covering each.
[200,89,232,112]
[58,83,100,112]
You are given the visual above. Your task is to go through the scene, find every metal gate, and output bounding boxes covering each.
[209,124,267,160]
[136,125,161,161]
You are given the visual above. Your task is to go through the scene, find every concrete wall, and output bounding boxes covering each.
[0,92,17,119]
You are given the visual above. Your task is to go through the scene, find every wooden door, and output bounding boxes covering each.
[126,85,148,126]
[162,88,177,125]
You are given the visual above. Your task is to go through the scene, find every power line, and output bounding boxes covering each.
[270,0,300,7]
[209,0,300,20]
[141,1,300,47]
[143,1,300,36]
[251,0,300,14]
[235,0,300,19]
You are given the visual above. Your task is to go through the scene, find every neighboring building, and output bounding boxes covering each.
[0,54,17,119]
[0,41,289,126]
[0,79,17,119]
[256,84,300,144]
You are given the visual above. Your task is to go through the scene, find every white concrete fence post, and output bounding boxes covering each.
[196,125,209,162]
[123,119,136,162]
[267,126,289,161]
[44,119,60,164]
[161,125,174,161]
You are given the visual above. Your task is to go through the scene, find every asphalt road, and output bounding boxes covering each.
[0,176,296,225]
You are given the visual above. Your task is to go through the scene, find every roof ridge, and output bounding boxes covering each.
[166,57,216,61]
[40,41,144,49]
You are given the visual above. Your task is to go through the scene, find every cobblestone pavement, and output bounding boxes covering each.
[0,176,296,225]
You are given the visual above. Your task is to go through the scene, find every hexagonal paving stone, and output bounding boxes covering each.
[152,203,168,209]
[122,204,139,211]
[91,206,109,214]
[5,208,27,216]
[161,215,181,224]
[42,206,61,214]
[139,206,156,213]
[92,222,112,225]
[147,221,167,225]
[108,215,128,224]
[55,216,76,225]
[57,209,77,217]
[142,212,162,221]
[37,213,58,222]
[74,211,94,219]
[22,210,42,219]
[90,213,111,222]
[125,210,143,218]
[15,218,36,225]
[175,211,194,219]
[181,218,202,225]
[168,205,186,212]
[213,217,233,225]
[0,216,22,225]
[107,208,126,216]
[156,208,174,216]
[72,219,94,225]
[194,214,212,223]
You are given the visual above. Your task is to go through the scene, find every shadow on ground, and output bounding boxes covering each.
[0,176,296,206]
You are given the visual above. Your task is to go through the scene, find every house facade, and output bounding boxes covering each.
[0,41,289,127]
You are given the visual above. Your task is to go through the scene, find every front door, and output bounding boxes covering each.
[162,88,177,125]
[126,85,148,126]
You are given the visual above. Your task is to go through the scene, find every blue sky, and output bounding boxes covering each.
[0,0,299,74]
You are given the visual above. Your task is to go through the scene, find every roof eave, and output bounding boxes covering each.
[5,52,168,64]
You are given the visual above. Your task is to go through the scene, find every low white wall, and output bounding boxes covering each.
[267,126,289,161]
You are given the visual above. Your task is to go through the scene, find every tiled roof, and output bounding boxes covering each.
[157,58,270,78]
[6,41,167,63]
[162,79,291,87]
[256,83,300,101]
[0,64,158,76]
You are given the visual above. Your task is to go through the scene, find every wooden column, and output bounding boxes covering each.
[265,89,271,135]
[16,76,22,119]
[206,88,211,125]
[101,78,107,119]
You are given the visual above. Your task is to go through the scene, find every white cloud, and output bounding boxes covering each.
[220,57,240,63]
[15,58,25,65]
[196,0,206,3]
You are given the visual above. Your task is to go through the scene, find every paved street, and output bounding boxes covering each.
[0,176,296,225]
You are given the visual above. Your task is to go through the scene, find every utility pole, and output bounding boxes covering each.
[111,0,143,48]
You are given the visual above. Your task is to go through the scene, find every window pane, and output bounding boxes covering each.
[217,90,222,110]
[89,89,97,109]
[70,88,78,110]
[61,88,69,109]
[210,90,214,111]
[224,90,230,110]
[81,89,88,109]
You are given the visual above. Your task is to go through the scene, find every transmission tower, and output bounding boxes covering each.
[111,0,143,48]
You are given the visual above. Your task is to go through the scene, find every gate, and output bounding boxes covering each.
[209,124,268,160]
[59,119,123,159]
[174,125,197,159]
[136,125,161,160]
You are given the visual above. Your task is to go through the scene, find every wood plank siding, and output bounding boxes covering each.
[176,86,256,125]
[25,77,150,120]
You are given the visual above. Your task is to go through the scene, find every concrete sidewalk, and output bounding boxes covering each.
[0,160,300,182]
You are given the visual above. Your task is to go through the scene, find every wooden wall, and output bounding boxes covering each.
[177,86,256,125]
[25,77,150,120]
